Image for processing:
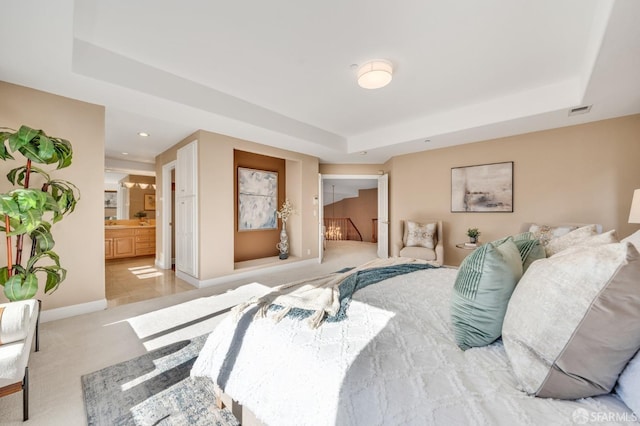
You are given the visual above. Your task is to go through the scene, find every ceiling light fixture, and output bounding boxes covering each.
[138,132,149,137]
[357,59,393,89]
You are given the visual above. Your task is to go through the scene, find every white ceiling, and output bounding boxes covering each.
[1,0,639,168]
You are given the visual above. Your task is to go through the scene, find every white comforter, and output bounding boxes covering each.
[191,267,635,426]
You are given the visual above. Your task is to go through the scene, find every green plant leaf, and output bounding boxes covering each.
[40,266,66,293]
[0,267,9,286]
[0,131,14,160]
[7,165,50,186]
[48,179,80,220]
[0,195,20,217]
[37,133,54,160]
[3,273,38,301]
[30,223,55,252]
[8,125,39,152]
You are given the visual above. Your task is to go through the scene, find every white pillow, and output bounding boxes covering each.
[622,229,640,251]
[405,221,436,249]
[528,223,577,246]
[0,302,30,345]
[543,224,597,257]
[548,229,619,258]
[616,350,640,417]
[502,242,640,399]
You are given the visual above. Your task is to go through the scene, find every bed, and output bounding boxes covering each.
[191,227,640,426]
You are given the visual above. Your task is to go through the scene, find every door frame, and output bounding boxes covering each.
[319,174,386,260]
[160,160,176,269]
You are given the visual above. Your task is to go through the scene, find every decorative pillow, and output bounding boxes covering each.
[493,232,544,272]
[0,302,30,345]
[528,224,578,246]
[549,229,619,258]
[405,221,436,249]
[451,238,523,351]
[622,229,640,251]
[514,239,545,272]
[543,224,597,256]
[616,350,640,417]
[502,242,640,399]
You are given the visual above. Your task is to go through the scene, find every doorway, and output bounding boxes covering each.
[319,174,388,261]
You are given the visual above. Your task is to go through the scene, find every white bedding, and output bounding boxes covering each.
[191,267,636,425]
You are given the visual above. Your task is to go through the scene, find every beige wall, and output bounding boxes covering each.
[319,163,386,175]
[156,130,320,281]
[388,114,640,266]
[0,81,105,310]
[324,188,378,242]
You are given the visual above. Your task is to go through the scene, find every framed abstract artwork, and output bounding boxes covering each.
[104,191,117,208]
[238,167,278,230]
[144,194,156,211]
[451,161,513,212]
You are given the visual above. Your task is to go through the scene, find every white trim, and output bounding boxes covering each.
[178,258,318,289]
[40,299,108,323]
[161,160,176,270]
[321,174,381,180]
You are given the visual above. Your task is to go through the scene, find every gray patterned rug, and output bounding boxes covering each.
[81,334,239,426]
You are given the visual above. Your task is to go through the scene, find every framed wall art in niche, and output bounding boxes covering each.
[238,167,278,230]
[451,161,513,212]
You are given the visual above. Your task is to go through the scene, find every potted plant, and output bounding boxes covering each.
[134,210,148,224]
[467,228,480,244]
[0,125,80,301]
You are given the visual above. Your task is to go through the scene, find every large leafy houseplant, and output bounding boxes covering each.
[0,125,80,301]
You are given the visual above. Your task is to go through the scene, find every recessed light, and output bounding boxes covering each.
[122,152,129,155]
[138,132,149,137]
[424,139,431,143]
[359,151,367,155]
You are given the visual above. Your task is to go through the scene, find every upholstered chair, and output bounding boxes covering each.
[397,219,444,265]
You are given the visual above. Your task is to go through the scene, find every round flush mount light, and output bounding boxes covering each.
[138,132,149,137]
[357,59,393,89]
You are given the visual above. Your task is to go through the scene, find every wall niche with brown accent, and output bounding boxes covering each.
[234,149,286,262]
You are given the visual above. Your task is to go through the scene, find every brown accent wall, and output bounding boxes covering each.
[0,81,105,310]
[234,150,286,262]
[387,114,640,266]
[324,188,378,242]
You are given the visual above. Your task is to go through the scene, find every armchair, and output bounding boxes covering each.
[397,219,444,265]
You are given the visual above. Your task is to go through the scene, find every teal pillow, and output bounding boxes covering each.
[514,238,545,272]
[451,238,523,350]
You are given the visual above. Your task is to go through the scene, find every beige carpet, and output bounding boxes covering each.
[0,241,377,425]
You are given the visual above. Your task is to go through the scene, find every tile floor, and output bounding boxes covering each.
[105,256,193,307]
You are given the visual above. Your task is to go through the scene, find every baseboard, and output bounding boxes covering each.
[178,258,318,289]
[40,299,108,323]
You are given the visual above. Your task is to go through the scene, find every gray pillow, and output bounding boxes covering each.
[503,242,640,399]
[451,238,523,350]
